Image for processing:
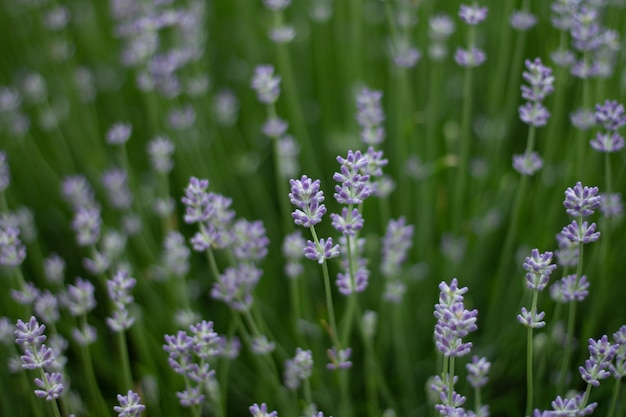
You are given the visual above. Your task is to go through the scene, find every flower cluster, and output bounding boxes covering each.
[114,390,146,417]
[433,278,478,357]
[579,335,619,387]
[428,14,455,61]
[455,4,488,67]
[106,269,137,332]
[283,347,313,390]
[61,277,98,346]
[355,88,385,146]
[380,217,414,303]
[518,249,557,328]
[513,58,555,176]
[211,264,262,311]
[0,214,26,267]
[14,316,65,401]
[251,65,281,105]
[181,177,235,251]
[163,320,221,407]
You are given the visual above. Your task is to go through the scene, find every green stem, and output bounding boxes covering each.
[558,238,584,392]
[607,377,622,417]
[453,61,474,233]
[525,290,540,417]
[116,330,133,390]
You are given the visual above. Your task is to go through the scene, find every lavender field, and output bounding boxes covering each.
[1,0,626,416]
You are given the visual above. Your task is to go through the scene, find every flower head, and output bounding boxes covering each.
[114,390,146,417]
[563,182,601,217]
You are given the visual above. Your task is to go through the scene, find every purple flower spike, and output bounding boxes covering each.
[304,238,340,264]
[459,4,488,25]
[114,390,146,417]
[564,182,601,217]
[551,274,590,302]
[250,403,278,417]
[523,249,557,291]
[595,100,626,131]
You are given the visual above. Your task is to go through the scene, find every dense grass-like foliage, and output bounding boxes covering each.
[1,0,626,416]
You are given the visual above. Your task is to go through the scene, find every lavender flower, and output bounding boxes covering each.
[521,58,555,102]
[551,274,590,302]
[517,307,546,328]
[510,10,537,31]
[231,219,269,262]
[163,231,191,277]
[326,347,352,370]
[519,100,550,128]
[590,131,624,152]
[63,277,96,316]
[14,316,47,346]
[304,238,340,264]
[43,254,65,285]
[251,335,276,355]
[563,182,601,217]
[523,249,557,290]
[434,279,478,357]
[147,136,175,173]
[380,217,414,278]
[549,394,597,416]
[34,372,65,401]
[0,220,26,267]
[34,291,60,325]
[594,99,626,131]
[333,150,372,205]
[454,46,486,67]
[459,5,488,25]
[102,168,133,210]
[289,175,327,228]
[262,116,288,138]
[336,261,369,295]
[106,122,132,145]
[466,356,491,388]
[251,65,281,105]
[250,403,278,417]
[579,335,618,387]
[356,88,385,145]
[330,208,363,236]
[282,230,305,278]
[71,207,102,247]
[284,347,313,389]
[560,220,600,244]
[114,390,145,417]
[599,193,623,217]
[211,264,262,311]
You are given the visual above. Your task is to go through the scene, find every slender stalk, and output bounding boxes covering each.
[453,61,474,233]
[558,238,584,391]
[525,290,540,416]
[607,377,622,417]
[116,330,133,390]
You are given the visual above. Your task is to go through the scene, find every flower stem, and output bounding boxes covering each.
[116,330,133,390]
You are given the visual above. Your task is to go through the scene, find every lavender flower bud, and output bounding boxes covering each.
[106,122,132,145]
[102,168,133,210]
[599,193,623,218]
[251,65,281,105]
[14,316,47,346]
[147,136,175,173]
[561,220,600,244]
[289,175,327,228]
[454,46,486,67]
[163,231,191,277]
[510,10,537,30]
[63,277,96,316]
[330,207,364,236]
[304,238,340,264]
[512,152,543,176]
[34,372,65,401]
[590,131,624,152]
[523,249,557,290]
[0,221,26,267]
[466,356,491,388]
[326,347,352,370]
[517,307,546,328]
[284,348,313,390]
[459,4,488,25]
[594,99,626,131]
[71,207,102,246]
[114,390,145,417]
[563,182,601,217]
[521,58,555,102]
[232,219,269,262]
[250,403,278,417]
